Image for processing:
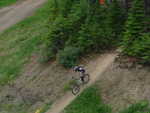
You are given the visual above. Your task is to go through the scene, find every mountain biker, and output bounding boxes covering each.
[73,66,86,82]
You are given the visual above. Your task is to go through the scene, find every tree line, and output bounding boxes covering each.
[40,0,150,67]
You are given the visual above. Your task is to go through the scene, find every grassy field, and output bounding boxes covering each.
[0,0,50,85]
[63,86,150,113]
[63,86,111,113]
[0,0,17,8]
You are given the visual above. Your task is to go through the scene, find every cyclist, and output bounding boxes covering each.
[73,66,86,82]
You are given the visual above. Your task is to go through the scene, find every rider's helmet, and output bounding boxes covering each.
[73,66,79,72]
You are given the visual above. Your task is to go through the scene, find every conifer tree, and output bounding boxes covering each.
[123,0,145,53]
[107,0,125,39]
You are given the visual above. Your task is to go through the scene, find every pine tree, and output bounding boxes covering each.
[123,0,145,53]
[107,0,125,39]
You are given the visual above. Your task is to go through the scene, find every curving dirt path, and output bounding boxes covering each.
[46,52,118,113]
[0,0,46,33]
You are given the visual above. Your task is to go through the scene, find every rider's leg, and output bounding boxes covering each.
[79,72,85,82]
[81,76,84,82]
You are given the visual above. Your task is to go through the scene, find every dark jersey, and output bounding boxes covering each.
[74,66,85,73]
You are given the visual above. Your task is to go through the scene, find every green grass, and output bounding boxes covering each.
[0,0,50,85]
[63,86,111,113]
[0,0,17,8]
[119,101,150,113]
[40,102,52,113]
[63,86,150,113]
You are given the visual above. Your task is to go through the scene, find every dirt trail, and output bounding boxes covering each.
[0,0,46,33]
[46,52,118,113]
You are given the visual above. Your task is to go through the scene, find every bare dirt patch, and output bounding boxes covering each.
[0,54,73,113]
[46,52,117,113]
[97,61,150,112]
[0,52,117,113]
[0,53,102,112]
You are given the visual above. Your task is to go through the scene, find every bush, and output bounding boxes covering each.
[57,46,82,68]
[127,33,150,64]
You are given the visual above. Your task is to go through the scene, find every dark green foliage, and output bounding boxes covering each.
[122,0,145,51]
[145,15,150,32]
[76,4,114,53]
[57,46,82,68]
[75,0,124,52]
[59,0,79,17]
[43,0,126,67]
[77,22,112,53]
[46,16,71,55]
[107,0,126,39]
[127,33,150,63]
[122,0,150,64]
[45,0,88,57]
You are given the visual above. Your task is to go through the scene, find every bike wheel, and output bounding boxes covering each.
[72,85,80,95]
[83,74,90,84]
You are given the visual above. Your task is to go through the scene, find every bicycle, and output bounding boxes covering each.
[72,73,90,95]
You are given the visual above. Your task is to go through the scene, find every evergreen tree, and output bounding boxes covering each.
[107,0,125,39]
[123,0,145,53]
[121,0,150,64]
